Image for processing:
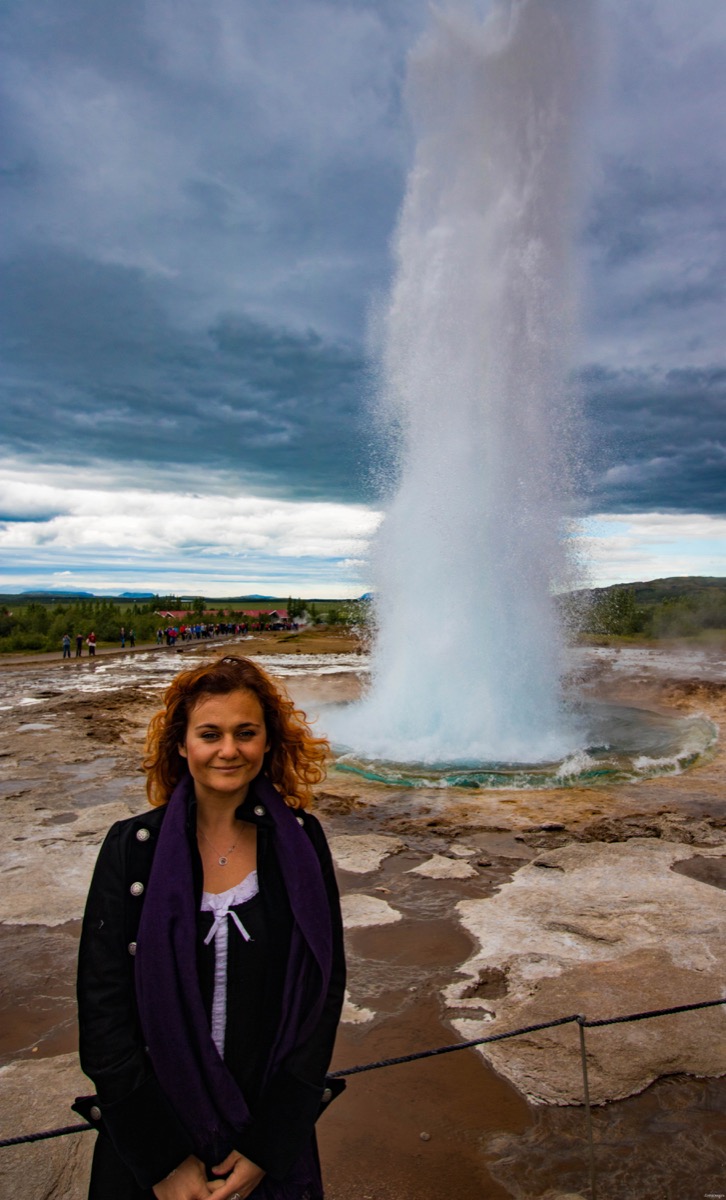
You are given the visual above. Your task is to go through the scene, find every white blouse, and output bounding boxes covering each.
[200,870,259,1057]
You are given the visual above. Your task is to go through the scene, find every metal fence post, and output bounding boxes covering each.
[578,1018,598,1200]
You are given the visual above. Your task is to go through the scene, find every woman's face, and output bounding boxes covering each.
[179,688,269,807]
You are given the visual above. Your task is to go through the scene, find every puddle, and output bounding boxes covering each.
[56,758,119,780]
[486,1073,726,1199]
[672,854,726,891]
[0,782,31,797]
[0,922,80,1064]
[72,776,142,808]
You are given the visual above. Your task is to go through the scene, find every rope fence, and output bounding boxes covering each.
[2,996,724,1199]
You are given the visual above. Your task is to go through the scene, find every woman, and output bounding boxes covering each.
[75,655,346,1200]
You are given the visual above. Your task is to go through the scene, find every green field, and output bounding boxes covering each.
[2,578,725,655]
[0,593,363,655]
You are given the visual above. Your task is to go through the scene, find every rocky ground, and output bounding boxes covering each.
[0,635,725,1199]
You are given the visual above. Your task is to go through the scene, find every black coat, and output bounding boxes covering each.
[74,791,346,1197]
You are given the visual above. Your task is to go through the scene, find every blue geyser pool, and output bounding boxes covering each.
[329,702,717,790]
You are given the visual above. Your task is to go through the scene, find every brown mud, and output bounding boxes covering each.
[0,640,725,1198]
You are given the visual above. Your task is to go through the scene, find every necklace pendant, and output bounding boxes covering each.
[218,856,228,866]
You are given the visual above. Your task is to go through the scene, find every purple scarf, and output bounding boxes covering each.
[135,772,333,1198]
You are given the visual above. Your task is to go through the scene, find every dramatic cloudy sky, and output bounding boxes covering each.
[1,0,724,596]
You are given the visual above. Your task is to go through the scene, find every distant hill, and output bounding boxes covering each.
[0,590,361,606]
[18,589,95,599]
[572,576,726,603]
[569,576,726,637]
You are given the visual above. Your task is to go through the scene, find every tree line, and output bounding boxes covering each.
[567,584,726,638]
[0,597,168,654]
[0,595,359,654]
[9,582,721,652]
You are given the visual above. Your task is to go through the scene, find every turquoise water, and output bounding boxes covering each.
[331,702,718,790]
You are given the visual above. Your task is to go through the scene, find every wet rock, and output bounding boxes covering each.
[447,840,726,1104]
[314,789,365,815]
[519,831,574,849]
[581,811,726,846]
[540,1194,587,1199]
[341,989,375,1024]
[329,834,404,874]
[447,842,478,857]
[0,1053,94,1200]
[540,1194,587,1200]
[341,893,403,928]
[408,854,477,880]
[0,801,134,924]
[459,967,508,1002]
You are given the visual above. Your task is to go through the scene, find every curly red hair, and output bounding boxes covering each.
[143,655,328,809]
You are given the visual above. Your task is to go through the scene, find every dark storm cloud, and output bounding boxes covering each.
[583,364,726,516]
[0,0,415,333]
[0,0,421,481]
[586,159,726,274]
[0,0,428,514]
[584,154,726,333]
[0,248,369,500]
[1,0,726,550]
[577,3,726,521]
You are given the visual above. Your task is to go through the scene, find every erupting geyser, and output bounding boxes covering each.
[328,0,597,768]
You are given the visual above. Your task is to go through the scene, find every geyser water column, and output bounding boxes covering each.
[330,0,596,767]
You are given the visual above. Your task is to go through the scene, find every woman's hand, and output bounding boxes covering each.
[152,1155,217,1199]
[208,1149,266,1200]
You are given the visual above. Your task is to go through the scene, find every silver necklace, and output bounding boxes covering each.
[198,826,238,866]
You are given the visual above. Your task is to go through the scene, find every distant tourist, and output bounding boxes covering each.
[87,632,96,657]
[120,627,126,649]
[129,629,136,647]
[62,633,71,659]
[75,633,83,657]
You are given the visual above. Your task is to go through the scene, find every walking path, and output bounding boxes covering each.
[0,635,231,669]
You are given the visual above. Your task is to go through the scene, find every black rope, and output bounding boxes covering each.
[579,996,725,1028]
[2,996,723,1150]
[329,1012,582,1076]
[0,1123,92,1149]
[330,995,724,1078]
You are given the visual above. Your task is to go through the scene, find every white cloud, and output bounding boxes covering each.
[0,478,380,555]
[0,467,382,596]
[4,466,722,598]
[575,512,726,586]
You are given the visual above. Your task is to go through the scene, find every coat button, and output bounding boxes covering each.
[130,882,144,896]
[321,1087,332,1104]
[136,828,150,842]
[89,1105,102,1121]
[253,805,265,817]
[128,942,137,956]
